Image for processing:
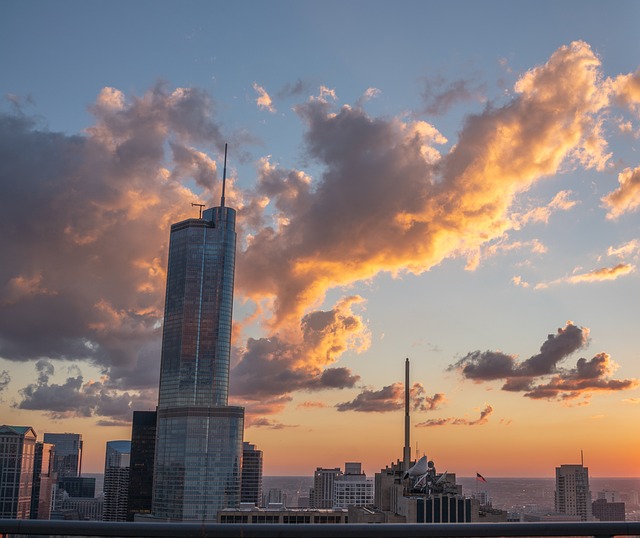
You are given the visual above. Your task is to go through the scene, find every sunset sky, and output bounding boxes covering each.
[1,1,639,478]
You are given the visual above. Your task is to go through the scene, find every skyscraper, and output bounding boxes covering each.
[103,440,131,521]
[30,441,55,519]
[127,410,156,521]
[0,425,36,519]
[152,150,244,521]
[241,442,263,506]
[42,432,83,478]
[555,463,593,521]
[311,468,343,509]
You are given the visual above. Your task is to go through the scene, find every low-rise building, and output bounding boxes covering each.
[218,506,348,524]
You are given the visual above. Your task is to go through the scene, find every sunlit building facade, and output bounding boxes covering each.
[555,464,593,521]
[152,204,244,521]
[0,425,37,519]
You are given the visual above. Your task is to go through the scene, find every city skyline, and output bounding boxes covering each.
[1,1,639,478]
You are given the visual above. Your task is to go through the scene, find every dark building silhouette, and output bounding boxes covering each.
[241,442,263,506]
[592,498,626,521]
[127,410,156,520]
[57,477,95,498]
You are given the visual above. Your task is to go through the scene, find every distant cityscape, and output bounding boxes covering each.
[1,168,638,524]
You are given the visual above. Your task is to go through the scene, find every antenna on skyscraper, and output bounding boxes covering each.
[403,358,411,473]
[220,143,228,208]
[191,203,205,219]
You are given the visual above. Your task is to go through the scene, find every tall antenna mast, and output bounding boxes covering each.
[403,358,411,472]
[220,143,228,208]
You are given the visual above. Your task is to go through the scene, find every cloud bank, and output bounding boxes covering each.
[1,41,638,425]
[449,322,638,401]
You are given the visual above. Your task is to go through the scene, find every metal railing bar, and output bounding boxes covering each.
[1,520,640,538]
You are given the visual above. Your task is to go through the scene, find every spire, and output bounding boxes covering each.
[220,143,228,208]
[403,358,411,472]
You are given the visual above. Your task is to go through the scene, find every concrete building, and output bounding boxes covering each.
[103,440,131,521]
[52,496,103,520]
[152,149,244,521]
[0,425,37,519]
[241,442,263,506]
[218,506,348,524]
[555,464,593,521]
[333,462,373,508]
[127,410,156,520]
[373,458,477,523]
[43,432,83,478]
[592,498,626,521]
[311,467,342,508]
[56,476,95,498]
[264,488,285,508]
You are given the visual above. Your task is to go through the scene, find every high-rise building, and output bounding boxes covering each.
[152,160,244,521]
[127,410,156,521]
[555,464,593,521]
[103,440,131,521]
[311,468,343,509]
[30,441,55,519]
[43,432,83,478]
[241,442,263,506]
[0,425,37,519]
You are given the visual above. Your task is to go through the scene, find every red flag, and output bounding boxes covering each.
[476,472,487,482]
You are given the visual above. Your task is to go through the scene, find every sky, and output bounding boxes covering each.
[1,0,639,478]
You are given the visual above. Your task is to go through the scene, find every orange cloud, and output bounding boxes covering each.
[238,42,613,331]
[253,82,276,113]
[611,68,640,113]
[415,404,493,427]
[297,401,328,409]
[602,166,640,219]
[336,382,446,413]
[566,263,635,283]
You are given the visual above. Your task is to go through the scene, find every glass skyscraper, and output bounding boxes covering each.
[42,432,83,478]
[152,203,244,521]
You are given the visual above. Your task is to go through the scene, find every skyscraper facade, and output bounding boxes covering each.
[127,410,156,521]
[0,425,36,519]
[241,442,263,506]
[30,441,55,519]
[42,432,83,478]
[152,200,244,521]
[311,468,343,509]
[555,464,593,521]
[103,440,131,521]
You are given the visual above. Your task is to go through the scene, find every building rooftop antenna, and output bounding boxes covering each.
[191,203,205,219]
[403,358,411,473]
[220,143,228,208]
